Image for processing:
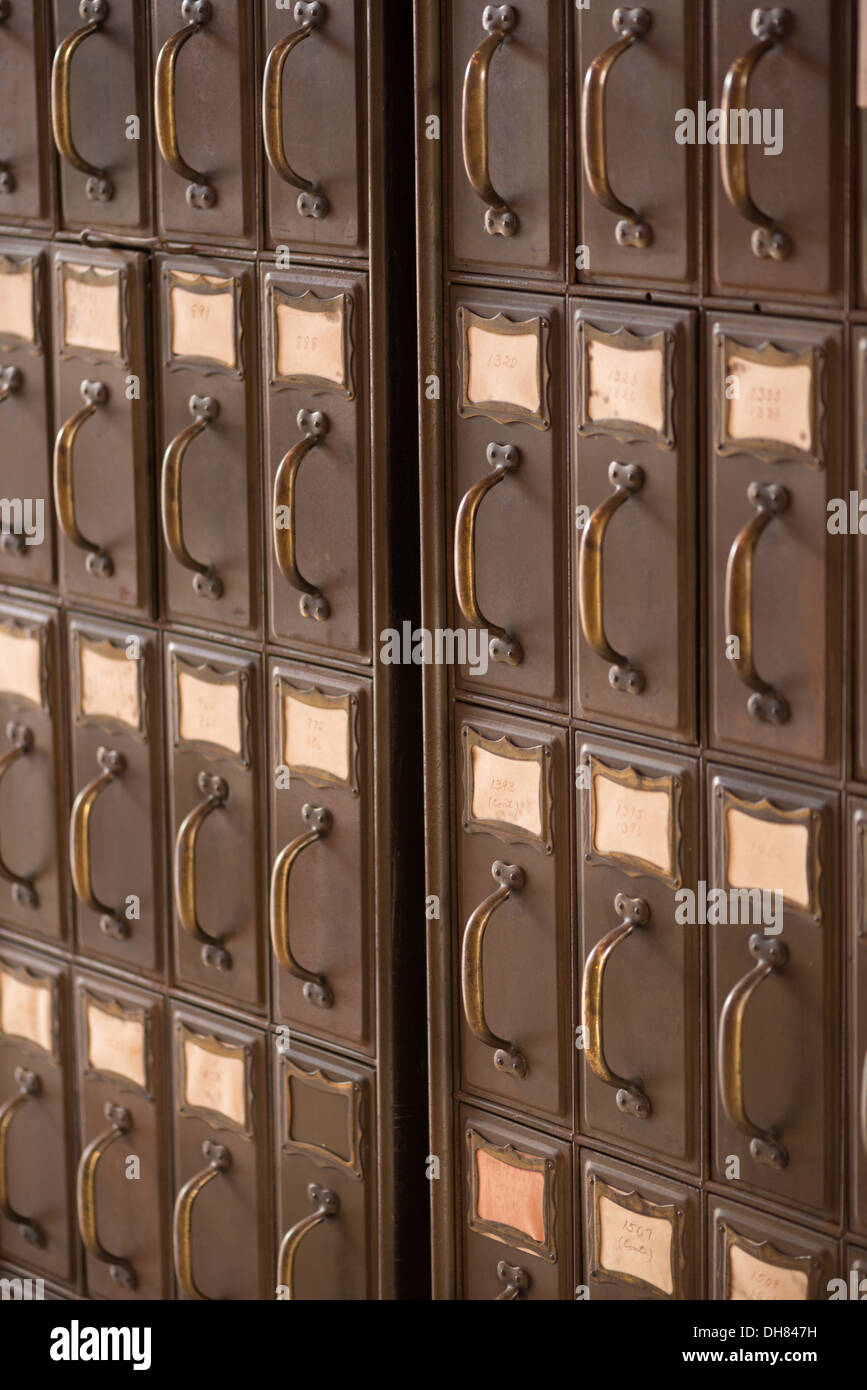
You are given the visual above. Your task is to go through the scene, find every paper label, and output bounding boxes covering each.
[87,1000,146,1090]
[470,745,542,838]
[63,267,121,357]
[276,301,345,385]
[467,324,540,414]
[0,264,34,344]
[475,1148,545,1245]
[593,774,672,876]
[588,339,665,433]
[0,626,42,706]
[283,693,349,782]
[183,1037,247,1129]
[726,807,810,911]
[725,356,813,453]
[170,274,237,368]
[728,1244,808,1302]
[177,669,242,756]
[80,643,140,730]
[599,1194,674,1296]
[0,969,52,1053]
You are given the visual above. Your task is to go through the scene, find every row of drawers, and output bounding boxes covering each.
[450,703,867,1230]
[0,238,372,657]
[0,594,377,1053]
[0,945,377,1299]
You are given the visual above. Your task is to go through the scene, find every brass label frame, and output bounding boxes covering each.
[466,1128,557,1262]
[175,1021,254,1139]
[170,654,252,770]
[57,260,129,368]
[713,785,823,923]
[576,319,675,450]
[0,957,60,1063]
[0,253,43,353]
[268,286,355,399]
[275,676,360,795]
[162,267,246,380]
[80,986,153,1100]
[462,726,554,855]
[280,1054,365,1180]
[714,333,825,468]
[0,615,49,713]
[587,1175,685,1299]
[583,755,683,889]
[72,630,148,742]
[457,307,550,430]
[717,1222,821,1301]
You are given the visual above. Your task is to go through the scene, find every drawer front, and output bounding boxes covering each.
[165,634,265,1012]
[156,254,260,637]
[275,1041,374,1301]
[152,0,256,246]
[850,799,867,1236]
[262,265,370,660]
[709,767,840,1219]
[707,314,843,774]
[262,0,366,255]
[577,736,700,1171]
[50,0,152,234]
[572,301,696,739]
[575,1,699,289]
[852,327,867,781]
[0,945,72,1282]
[447,1,564,279]
[73,971,168,1300]
[0,0,52,228]
[0,240,53,589]
[170,1003,269,1300]
[269,659,372,1054]
[709,1197,838,1301]
[449,287,567,709]
[460,1106,572,1301]
[51,245,153,616]
[455,703,570,1125]
[579,1150,700,1301]
[0,600,64,942]
[709,0,845,303]
[67,614,163,977]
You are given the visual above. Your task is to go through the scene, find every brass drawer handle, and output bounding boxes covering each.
[270,804,333,1009]
[581,7,652,249]
[174,770,232,972]
[578,460,645,695]
[262,1,329,219]
[173,1140,231,1300]
[77,1102,136,1290]
[461,5,518,237]
[70,747,128,941]
[720,8,792,261]
[0,1066,43,1247]
[53,380,113,579]
[724,481,790,725]
[580,893,651,1119]
[0,721,37,908]
[461,860,527,1078]
[51,0,114,203]
[277,1182,339,1300]
[496,1260,530,1300]
[454,442,522,666]
[273,409,331,621]
[718,932,789,1169]
[0,365,22,402]
[154,0,217,210]
[161,395,222,599]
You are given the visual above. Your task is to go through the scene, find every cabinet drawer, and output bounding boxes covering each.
[262,265,370,660]
[0,0,52,229]
[0,944,72,1282]
[50,0,152,235]
[73,971,169,1300]
[573,302,696,739]
[269,659,372,1054]
[575,1,699,290]
[579,1150,700,1301]
[165,634,265,1012]
[449,287,567,709]
[170,1003,269,1300]
[850,798,867,1237]
[459,1106,572,1301]
[156,254,260,638]
[275,1041,374,1301]
[455,704,570,1125]
[708,767,840,1219]
[447,1,564,279]
[576,736,700,1171]
[0,240,53,589]
[262,0,366,255]
[51,245,153,617]
[708,1197,837,1301]
[707,314,843,774]
[67,614,163,977]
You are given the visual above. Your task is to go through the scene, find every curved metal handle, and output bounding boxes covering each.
[461,5,518,237]
[580,893,651,1119]
[154,0,217,210]
[273,409,330,622]
[578,460,645,694]
[270,804,333,1008]
[0,721,37,909]
[76,1101,136,1288]
[161,395,222,599]
[718,932,789,1169]
[173,771,232,971]
[454,442,522,666]
[461,860,527,1077]
[0,1067,43,1247]
[172,1140,230,1300]
[0,366,22,403]
[70,747,128,941]
[51,0,113,203]
[720,8,792,260]
[724,480,790,725]
[496,1260,530,1299]
[262,1,329,219]
[581,7,652,249]
[53,379,113,579]
[276,1182,339,1301]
